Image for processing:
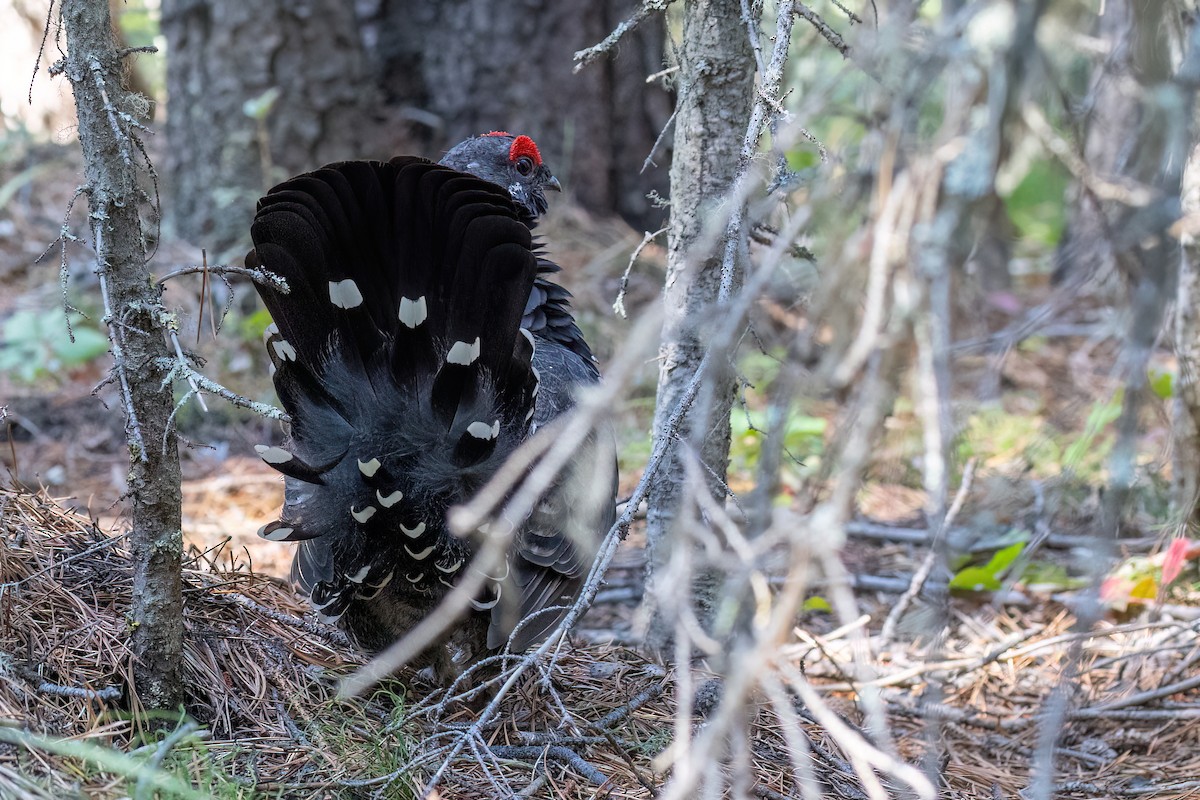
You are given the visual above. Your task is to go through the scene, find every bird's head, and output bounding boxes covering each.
[439,132,561,221]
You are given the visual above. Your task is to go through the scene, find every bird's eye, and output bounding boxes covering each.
[514,156,535,176]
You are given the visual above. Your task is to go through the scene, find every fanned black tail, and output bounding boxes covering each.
[245,158,547,652]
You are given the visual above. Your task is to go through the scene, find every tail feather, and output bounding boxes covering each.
[247,157,554,647]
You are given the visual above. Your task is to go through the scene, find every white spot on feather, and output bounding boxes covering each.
[435,558,463,574]
[272,339,297,361]
[369,570,394,590]
[473,557,511,581]
[405,543,435,560]
[311,594,339,611]
[357,458,381,477]
[447,337,481,365]
[398,296,428,328]
[329,279,364,309]
[347,565,371,584]
[255,445,293,464]
[406,572,424,583]
[400,521,426,538]
[519,327,535,352]
[258,524,294,541]
[377,489,403,508]
[351,505,376,523]
[470,593,500,611]
[467,421,497,440]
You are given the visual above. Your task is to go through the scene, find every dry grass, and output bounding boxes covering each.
[3,481,1199,799]
[0,483,379,797]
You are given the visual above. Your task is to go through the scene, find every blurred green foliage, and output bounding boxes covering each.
[0,309,108,383]
[730,351,826,481]
[111,0,165,98]
[1003,157,1070,247]
[957,399,1120,483]
[1062,391,1122,471]
[729,408,825,476]
[236,307,275,345]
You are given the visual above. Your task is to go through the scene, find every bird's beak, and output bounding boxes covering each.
[545,175,562,192]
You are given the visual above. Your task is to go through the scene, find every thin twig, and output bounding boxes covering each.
[95,243,148,461]
[879,458,977,644]
[573,0,674,72]
[206,591,354,648]
[794,2,849,57]
[613,227,667,318]
[155,358,288,421]
[489,745,608,785]
[36,682,122,702]
[169,330,208,413]
[157,263,290,292]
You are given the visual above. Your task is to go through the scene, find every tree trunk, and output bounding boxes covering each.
[373,0,672,231]
[161,0,373,251]
[643,0,754,655]
[1173,146,1200,525]
[61,0,185,712]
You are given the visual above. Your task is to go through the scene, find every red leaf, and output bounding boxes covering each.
[1162,538,1190,586]
[1100,577,1130,604]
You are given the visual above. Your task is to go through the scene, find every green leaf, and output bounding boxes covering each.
[803,596,832,612]
[1021,560,1087,591]
[949,565,1002,592]
[949,541,1026,592]
[1148,366,1175,399]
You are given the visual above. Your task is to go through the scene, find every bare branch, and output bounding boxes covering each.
[613,227,667,318]
[573,0,674,72]
[794,3,848,57]
[155,358,289,422]
[157,263,291,292]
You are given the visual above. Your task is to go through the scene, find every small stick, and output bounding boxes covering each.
[613,227,667,318]
[879,458,977,644]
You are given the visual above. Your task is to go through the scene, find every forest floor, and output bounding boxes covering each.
[2,137,1200,799]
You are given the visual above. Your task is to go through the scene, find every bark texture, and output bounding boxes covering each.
[643,0,755,654]
[161,0,373,250]
[373,0,673,231]
[62,0,185,711]
[1174,147,1200,523]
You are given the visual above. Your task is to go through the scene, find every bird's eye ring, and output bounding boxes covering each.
[514,156,535,176]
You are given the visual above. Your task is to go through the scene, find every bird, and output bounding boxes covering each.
[245,132,616,678]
